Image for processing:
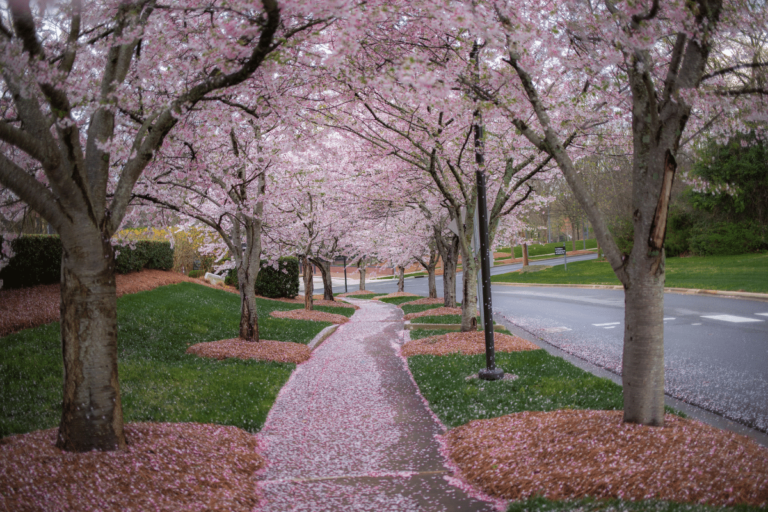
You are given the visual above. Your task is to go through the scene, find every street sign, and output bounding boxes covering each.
[555,247,566,256]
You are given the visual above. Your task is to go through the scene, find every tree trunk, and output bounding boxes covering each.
[302,255,313,311]
[310,258,334,301]
[396,266,405,292]
[435,231,459,308]
[237,241,260,342]
[572,221,578,251]
[357,258,366,291]
[622,269,666,426]
[427,267,437,298]
[522,243,529,266]
[598,240,603,260]
[460,254,479,332]
[57,228,125,452]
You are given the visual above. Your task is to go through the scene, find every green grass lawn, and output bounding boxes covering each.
[313,305,356,318]
[378,296,423,305]
[401,303,448,315]
[343,291,388,299]
[491,252,768,293]
[1,282,329,438]
[374,272,428,280]
[407,349,624,428]
[498,239,598,257]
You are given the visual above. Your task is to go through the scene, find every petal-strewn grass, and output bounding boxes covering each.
[1,282,329,438]
[491,252,768,293]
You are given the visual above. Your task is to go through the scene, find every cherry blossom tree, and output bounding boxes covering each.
[0,0,337,451]
[462,0,768,425]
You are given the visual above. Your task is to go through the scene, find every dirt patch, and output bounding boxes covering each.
[270,309,349,325]
[0,422,264,511]
[405,297,445,306]
[444,409,768,507]
[373,291,421,300]
[402,331,539,357]
[404,307,462,321]
[187,338,311,365]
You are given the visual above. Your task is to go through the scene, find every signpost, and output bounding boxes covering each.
[555,245,567,270]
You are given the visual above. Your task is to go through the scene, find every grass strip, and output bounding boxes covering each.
[1,282,327,438]
[401,303,448,314]
[491,252,768,293]
[407,350,624,428]
[343,292,388,299]
[378,296,423,305]
[497,239,598,257]
[374,272,428,280]
[507,496,765,512]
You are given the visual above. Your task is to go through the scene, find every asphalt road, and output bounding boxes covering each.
[331,253,768,437]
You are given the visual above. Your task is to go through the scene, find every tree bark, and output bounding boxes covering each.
[57,226,125,452]
[434,230,459,308]
[415,243,440,299]
[522,243,529,266]
[310,258,334,301]
[396,265,405,292]
[357,258,366,291]
[460,252,479,332]
[301,255,313,310]
[237,222,261,341]
[622,269,666,425]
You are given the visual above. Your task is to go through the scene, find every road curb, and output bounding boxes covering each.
[493,281,768,302]
[308,324,339,350]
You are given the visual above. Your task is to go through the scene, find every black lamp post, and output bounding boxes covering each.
[477,170,504,381]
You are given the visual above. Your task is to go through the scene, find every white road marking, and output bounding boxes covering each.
[664,317,676,321]
[701,314,764,323]
[692,323,702,326]
[542,326,572,333]
[593,322,620,327]
[604,326,617,329]
[756,313,768,317]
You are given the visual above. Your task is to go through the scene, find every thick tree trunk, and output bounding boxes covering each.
[302,255,313,311]
[358,264,366,291]
[622,268,666,426]
[310,258,334,301]
[435,231,459,308]
[396,266,405,292]
[57,228,125,452]
[522,243,529,266]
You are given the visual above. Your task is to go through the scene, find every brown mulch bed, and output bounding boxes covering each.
[405,297,445,306]
[270,309,350,325]
[0,422,264,511]
[404,307,462,321]
[186,338,311,365]
[444,410,768,507]
[402,331,540,357]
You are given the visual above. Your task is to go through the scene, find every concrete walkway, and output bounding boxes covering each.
[256,299,497,511]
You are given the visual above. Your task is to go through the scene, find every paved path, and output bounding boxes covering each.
[256,299,496,511]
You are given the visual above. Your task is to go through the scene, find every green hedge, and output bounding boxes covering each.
[0,235,62,289]
[226,257,300,298]
[188,270,204,278]
[115,240,174,274]
[688,221,768,256]
[0,235,173,289]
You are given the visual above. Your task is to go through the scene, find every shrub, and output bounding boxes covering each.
[688,221,768,256]
[115,240,173,274]
[225,257,300,298]
[0,235,61,289]
[188,270,204,278]
[0,236,174,289]
[665,209,695,257]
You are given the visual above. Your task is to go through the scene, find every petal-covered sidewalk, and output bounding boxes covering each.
[256,299,496,511]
